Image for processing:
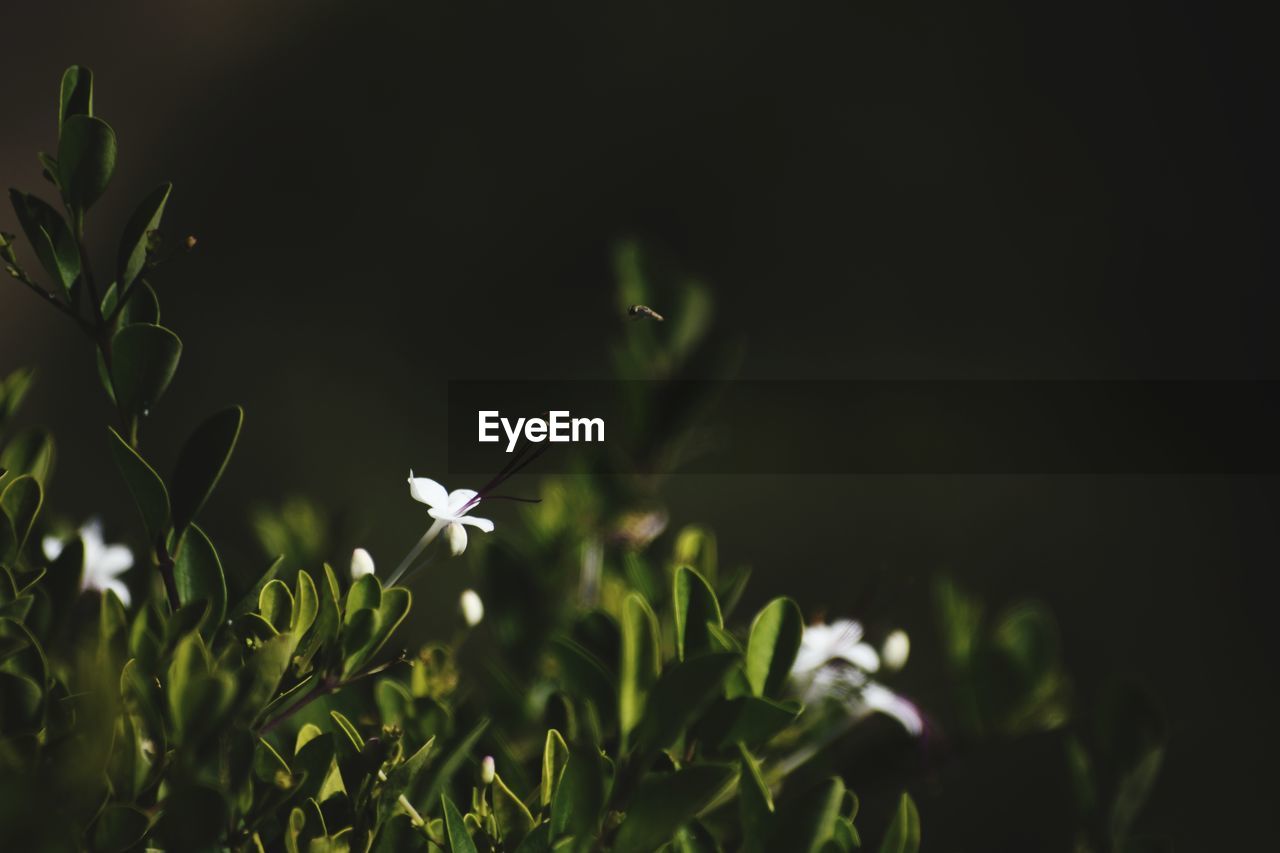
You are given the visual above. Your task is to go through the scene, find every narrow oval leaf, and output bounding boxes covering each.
[634,651,740,756]
[619,591,661,742]
[442,793,479,853]
[0,427,55,488]
[169,405,243,537]
[673,566,723,661]
[117,182,172,290]
[173,523,227,633]
[107,426,170,541]
[541,728,569,808]
[0,475,42,552]
[612,765,736,853]
[344,573,381,622]
[110,324,181,417]
[8,190,80,295]
[259,579,295,634]
[550,744,605,842]
[877,792,921,853]
[783,776,846,853]
[57,114,117,210]
[745,597,804,698]
[58,65,94,130]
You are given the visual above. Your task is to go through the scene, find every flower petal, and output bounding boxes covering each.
[43,535,65,562]
[408,472,449,508]
[447,488,479,513]
[103,578,133,608]
[350,547,376,579]
[455,515,494,532]
[445,522,468,556]
[96,545,135,578]
[861,682,923,736]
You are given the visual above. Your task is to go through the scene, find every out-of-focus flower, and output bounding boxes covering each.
[459,589,484,627]
[792,619,881,674]
[791,619,922,736]
[350,547,376,579]
[408,472,494,557]
[43,519,134,606]
[882,629,910,671]
[480,755,495,785]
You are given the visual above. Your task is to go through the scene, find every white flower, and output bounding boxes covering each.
[350,547,376,579]
[43,519,134,606]
[407,471,494,557]
[459,589,485,627]
[792,619,881,675]
[480,755,495,785]
[882,629,910,671]
[790,619,922,736]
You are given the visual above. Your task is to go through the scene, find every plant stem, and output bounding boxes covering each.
[7,266,94,332]
[155,541,182,613]
[258,676,337,735]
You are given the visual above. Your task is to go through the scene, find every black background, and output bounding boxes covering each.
[2,1,1277,847]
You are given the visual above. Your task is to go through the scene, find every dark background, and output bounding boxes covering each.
[2,1,1276,848]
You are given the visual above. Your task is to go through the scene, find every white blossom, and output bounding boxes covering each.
[43,519,134,606]
[350,547,376,579]
[459,589,485,627]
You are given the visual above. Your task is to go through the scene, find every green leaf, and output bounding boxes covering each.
[784,776,846,853]
[745,598,804,698]
[611,765,736,853]
[169,405,243,537]
[541,728,570,808]
[548,636,616,726]
[0,367,35,423]
[442,793,479,853]
[110,323,181,417]
[117,182,172,290]
[101,278,160,328]
[345,573,381,620]
[701,695,802,749]
[172,523,227,635]
[673,566,723,661]
[0,427,55,490]
[292,568,319,636]
[91,803,151,853]
[634,651,740,755]
[293,564,340,673]
[259,579,295,634]
[619,591,661,745]
[738,745,774,852]
[240,631,295,720]
[57,114,117,210]
[420,719,490,822]
[58,65,94,131]
[107,425,170,541]
[378,735,435,824]
[7,190,80,296]
[877,792,921,853]
[550,744,605,842]
[0,475,42,554]
[493,772,536,844]
[340,607,380,678]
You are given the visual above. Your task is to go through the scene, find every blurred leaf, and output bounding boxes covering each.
[611,764,735,853]
[117,182,172,290]
[346,574,381,620]
[419,719,489,819]
[7,190,80,296]
[700,696,801,750]
[153,785,228,849]
[738,745,774,853]
[0,427,55,489]
[90,803,151,853]
[634,651,739,755]
[1111,746,1164,848]
[673,566,722,661]
[442,793,478,853]
[745,597,803,699]
[58,65,94,131]
[110,323,181,417]
[259,579,295,634]
[548,636,616,726]
[169,405,243,538]
[378,735,435,824]
[619,591,661,744]
[57,114,117,210]
[542,728,570,808]
[107,425,170,541]
[550,743,605,842]
[877,792,921,853]
[781,776,845,853]
[0,475,42,555]
[0,367,35,423]
[493,772,536,844]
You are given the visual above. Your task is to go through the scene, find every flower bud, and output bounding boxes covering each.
[460,589,484,627]
[480,755,495,785]
[881,629,910,671]
[350,547,376,579]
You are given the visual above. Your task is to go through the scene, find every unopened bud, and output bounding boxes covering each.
[480,755,495,785]
[350,547,376,579]
[882,630,910,671]
[459,589,484,627]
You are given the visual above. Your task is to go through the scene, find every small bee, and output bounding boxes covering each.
[628,304,665,322]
